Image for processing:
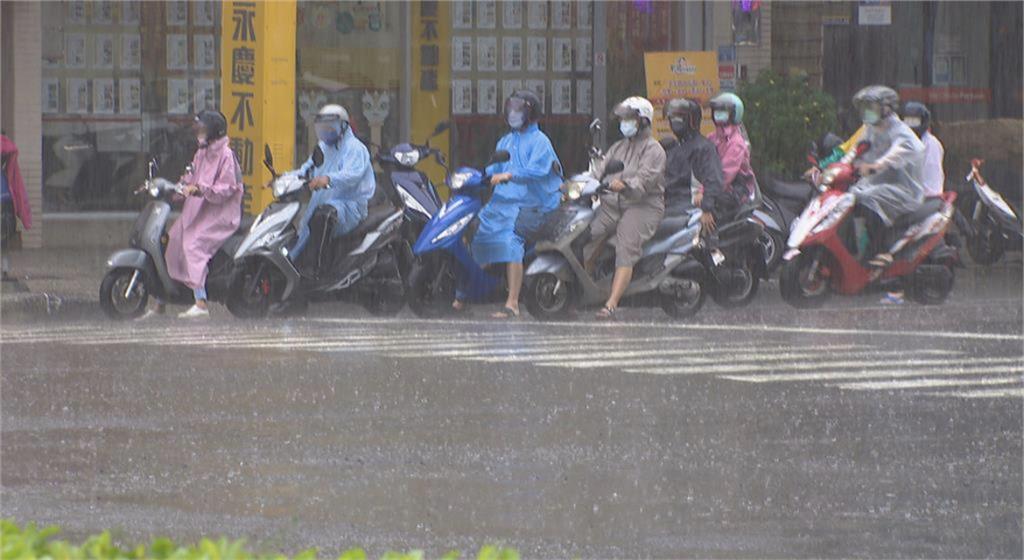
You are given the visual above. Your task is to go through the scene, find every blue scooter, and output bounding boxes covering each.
[405,150,512,317]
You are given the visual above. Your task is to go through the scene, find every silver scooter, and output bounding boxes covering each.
[227,145,407,318]
[100,159,250,320]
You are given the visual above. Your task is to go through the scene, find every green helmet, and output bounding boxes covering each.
[710,92,745,125]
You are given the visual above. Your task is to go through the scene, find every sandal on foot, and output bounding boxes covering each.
[491,306,520,319]
[595,306,617,320]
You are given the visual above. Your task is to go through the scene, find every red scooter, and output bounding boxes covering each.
[779,142,958,307]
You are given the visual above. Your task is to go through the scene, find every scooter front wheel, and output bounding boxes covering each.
[659,275,706,319]
[966,217,1005,265]
[524,273,575,321]
[710,250,760,308]
[406,254,457,318]
[100,267,150,320]
[779,248,831,308]
[227,261,276,319]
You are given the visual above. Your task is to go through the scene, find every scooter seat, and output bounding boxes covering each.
[654,212,697,239]
[764,177,814,201]
[895,198,943,229]
[346,203,398,240]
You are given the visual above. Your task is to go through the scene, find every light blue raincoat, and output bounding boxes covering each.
[471,123,562,265]
[290,127,375,259]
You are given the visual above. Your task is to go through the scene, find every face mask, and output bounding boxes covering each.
[196,133,207,145]
[713,111,730,125]
[903,116,921,128]
[507,110,525,130]
[316,123,342,144]
[862,109,881,126]
[669,118,691,139]
[620,119,639,138]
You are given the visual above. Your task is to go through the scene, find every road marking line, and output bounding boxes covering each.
[309,316,1023,341]
[631,357,1023,376]
[535,348,953,369]
[463,342,778,363]
[722,364,1024,383]
[832,376,1023,391]
[388,337,715,359]
[926,387,1024,398]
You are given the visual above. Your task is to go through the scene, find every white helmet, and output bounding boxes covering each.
[614,96,655,124]
[315,104,350,124]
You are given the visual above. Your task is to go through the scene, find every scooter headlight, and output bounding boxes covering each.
[565,180,586,200]
[395,150,420,167]
[450,171,473,191]
[432,214,473,244]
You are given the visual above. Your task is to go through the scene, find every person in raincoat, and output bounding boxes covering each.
[145,110,243,319]
[661,97,726,220]
[584,96,666,320]
[1,134,32,281]
[847,85,926,269]
[706,92,758,231]
[468,90,563,318]
[288,104,375,273]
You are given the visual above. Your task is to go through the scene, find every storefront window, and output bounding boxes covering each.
[294,1,403,167]
[40,0,221,212]
[605,0,675,133]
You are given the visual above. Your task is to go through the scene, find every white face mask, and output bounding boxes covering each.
[507,110,526,130]
[620,119,639,138]
[713,111,730,125]
[903,116,922,128]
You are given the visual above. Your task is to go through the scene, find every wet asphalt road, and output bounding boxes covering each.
[2,266,1023,558]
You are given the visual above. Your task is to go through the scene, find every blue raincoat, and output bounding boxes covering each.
[290,127,375,259]
[471,123,562,265]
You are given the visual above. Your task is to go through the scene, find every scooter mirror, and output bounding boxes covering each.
[312,145,325,168]
[431,121,450,137]
[601,159,625,179]
[263,144,273,168]
[488,150,511,165]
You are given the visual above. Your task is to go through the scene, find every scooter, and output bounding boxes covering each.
[779,142,959,307]
[375,121,450,246]
[958,158,1022,265]
[405,150,513,318]
[227,144,407,318]
[100,159,250,320]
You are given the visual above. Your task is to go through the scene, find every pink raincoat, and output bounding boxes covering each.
[708,124,757,200]
[1,135,32,229]
[166,136,243,290]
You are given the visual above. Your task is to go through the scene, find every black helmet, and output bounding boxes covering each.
[664,98,702,137]
[852,85,900,120]
[505,89,543,122]
[194,110,228,142]
[901,101,931,138]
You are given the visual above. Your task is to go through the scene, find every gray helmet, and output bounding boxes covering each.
[853,85,900,117]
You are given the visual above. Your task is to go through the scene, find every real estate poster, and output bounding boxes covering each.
[643,51,720,137]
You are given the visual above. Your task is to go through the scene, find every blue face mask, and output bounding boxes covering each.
[316,122,342,144]
[713,110,730,125]
[507,110,526,130]
[620,119,639,138]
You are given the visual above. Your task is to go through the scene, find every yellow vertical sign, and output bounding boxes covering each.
[221,0,297,215]
[410,1,452,195]
[643,52,721,138]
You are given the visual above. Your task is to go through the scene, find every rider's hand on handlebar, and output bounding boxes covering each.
[608,179,627,193]
[182,185,200,197]
[490,172,512,186]
[700,212,716,232]
[309,176,331,190]
[803,167,822,184]
[692,191,704,207]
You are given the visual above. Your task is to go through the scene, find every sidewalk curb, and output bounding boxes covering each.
[1,293,99,322]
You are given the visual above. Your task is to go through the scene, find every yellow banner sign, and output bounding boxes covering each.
[221,0,297,215]
[410,0,452,196]
[643,51,721,138]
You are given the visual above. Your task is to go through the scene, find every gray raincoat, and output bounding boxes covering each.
[850,114,926,226]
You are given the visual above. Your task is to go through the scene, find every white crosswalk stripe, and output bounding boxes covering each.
[3,321,1021,399]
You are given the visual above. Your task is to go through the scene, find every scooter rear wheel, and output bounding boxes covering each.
[779,249,831,308]
[100,267,150,320]
[524,273,575,321]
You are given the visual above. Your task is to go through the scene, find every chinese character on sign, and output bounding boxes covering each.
[420,1,438,18]
[420,45,439,66]
[231,137,255,175]
[232,46,256,85]
[231,91,255,130]
[421,69,438,91]
[232,2,257,42]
